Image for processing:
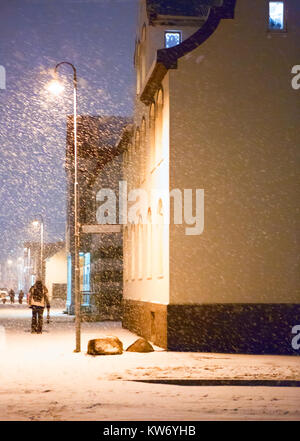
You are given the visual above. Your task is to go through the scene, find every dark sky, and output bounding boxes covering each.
[0,0,137,260]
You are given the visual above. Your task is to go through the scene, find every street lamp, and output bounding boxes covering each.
[32,215,44,282]
[47,62,81,353]
[47,79,65,96]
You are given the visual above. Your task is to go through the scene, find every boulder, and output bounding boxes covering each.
[87,336,123,355]
[126,338,154,353]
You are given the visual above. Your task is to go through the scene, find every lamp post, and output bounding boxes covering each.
[47,62,81,352]
[32,214,44,282]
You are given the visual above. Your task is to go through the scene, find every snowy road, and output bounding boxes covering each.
[0,305,299,421]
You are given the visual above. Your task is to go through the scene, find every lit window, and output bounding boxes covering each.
[165,31,181,48]
[269,2,285,31]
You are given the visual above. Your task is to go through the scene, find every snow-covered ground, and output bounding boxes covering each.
[0,304,299,421]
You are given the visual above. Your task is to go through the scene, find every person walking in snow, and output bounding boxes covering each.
[18,290,24,304]
[28,280,50,334]
[9,289,15,304]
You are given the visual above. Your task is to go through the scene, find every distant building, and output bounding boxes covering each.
[45,248,67,301]
[23,241,65,293]
[120,0,300,354]
[65,115,129,318]
[0,259,19,291]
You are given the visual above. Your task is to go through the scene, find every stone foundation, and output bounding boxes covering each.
[122,300,300,355]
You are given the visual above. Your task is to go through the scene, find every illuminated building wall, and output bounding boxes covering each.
[121,0,300,353]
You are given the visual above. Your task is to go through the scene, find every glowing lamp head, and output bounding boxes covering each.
[32,220,40,227]
[47,79,64,96]
[7,259,13,265]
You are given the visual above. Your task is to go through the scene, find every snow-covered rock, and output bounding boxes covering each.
[87,336,123,355]
[126,338,154,353]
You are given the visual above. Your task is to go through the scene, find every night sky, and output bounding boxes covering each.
[0,0,137,260]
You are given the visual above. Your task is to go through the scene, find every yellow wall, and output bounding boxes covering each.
[169,0,300,304]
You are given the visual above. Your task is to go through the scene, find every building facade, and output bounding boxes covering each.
[121,0,300,353]
[23,241,65,294]
[66,115,129,318]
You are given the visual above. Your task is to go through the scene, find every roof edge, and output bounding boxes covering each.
[140,0,236,105]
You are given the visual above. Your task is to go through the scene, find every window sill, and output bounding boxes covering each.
[266,29,288,34]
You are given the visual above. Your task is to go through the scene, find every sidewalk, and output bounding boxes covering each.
[0,304,299,421]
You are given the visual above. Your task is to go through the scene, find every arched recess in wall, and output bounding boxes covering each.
[140,117,146,181]
[138,215,143,280]
[140,24,147,86]
[146,208,152,279]
[124,225,128,282]
[127,141,133,188]
[155,87,164,165]
[157,199,164,278]
[134,220,139,280]
[149,102,155,170]
[130,223,135,281]
[134,128,140,183]
[135,41,141,95]
[123,150,128,182]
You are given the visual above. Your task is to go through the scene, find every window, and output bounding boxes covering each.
[83,253,90,293]
[82,253,91,306]
[269,2,285,31]
[165,31,182,48]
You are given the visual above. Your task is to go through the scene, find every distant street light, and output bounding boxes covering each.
[47,62,81,353]
[32,215,44,282]
[7,259,13,266]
